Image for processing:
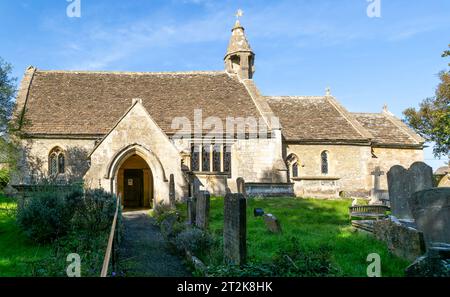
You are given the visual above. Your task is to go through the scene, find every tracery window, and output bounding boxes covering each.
[191,143,231,176]
[223,145,231,175]
[49,147,65,176]
[292,162,299,178]
[213,144,221,172]
[321,151,329,175]
[202,145,211,172]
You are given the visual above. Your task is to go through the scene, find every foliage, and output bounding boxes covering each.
[0,57,16,137]
[72,188,117,233]
[0,168,9,189]
[174,226,215,256]
[16,191,77,242]
[403,46,450,158]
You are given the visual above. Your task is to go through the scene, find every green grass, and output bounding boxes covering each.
[177,197,409,277]
[0,194,52,276]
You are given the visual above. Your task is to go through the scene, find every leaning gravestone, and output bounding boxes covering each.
[223,193,247,266]
[263,214,282,233]
[169,174,175,208]
[195,191,210,230]
[387,162,433,220]
[409,188,450,246]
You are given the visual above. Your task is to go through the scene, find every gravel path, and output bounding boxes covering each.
[118,210,191,277]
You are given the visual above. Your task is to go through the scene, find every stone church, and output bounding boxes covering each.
[11,19,425,208]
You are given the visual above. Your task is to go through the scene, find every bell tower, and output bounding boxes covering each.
[224,9,255,80]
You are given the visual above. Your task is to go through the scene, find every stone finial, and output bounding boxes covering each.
[383,104,388,113]
[325,87,332,96]
[132,98,143,104]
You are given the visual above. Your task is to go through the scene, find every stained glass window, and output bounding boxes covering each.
[213,145,221,172]
[202,145,211,172]
[321,151,328,175]
[223,145,231,176]
[191,144,199,171]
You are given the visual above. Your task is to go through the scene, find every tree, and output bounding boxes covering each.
[403,46,450,158]
[0,58,16,137]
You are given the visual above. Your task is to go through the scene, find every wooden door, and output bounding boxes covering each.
[123,169,143,207]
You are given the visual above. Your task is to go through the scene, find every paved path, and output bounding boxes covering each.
[118,210,191,277]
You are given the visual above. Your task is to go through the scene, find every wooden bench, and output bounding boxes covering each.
[349,205,390,220]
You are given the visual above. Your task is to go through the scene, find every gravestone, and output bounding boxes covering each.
[373,217,426,261]
[191,177,201,197]
[263,214,282,233]
[387,162,433,220]
[169,174,175,208]
[187,197,196,225]
[195,191,210,230]
[223,193,247,266]
[236,177,246,197]
[409,188,450,246]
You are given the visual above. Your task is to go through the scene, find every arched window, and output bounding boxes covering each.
[292,162,299,178]
[49,147,65,175]
[286,153,299,179]
[321,151,329,175]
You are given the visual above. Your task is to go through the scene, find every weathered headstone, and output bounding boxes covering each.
[263,214,282,233]
[187,197,196,225]
[169,174,175,208]
[223,193,247,266]
[195,190,210,230]
[387,162,433,220]
[191,177,201,197]
[236,177,246,197]
[373,217,426,261]
[409,188,450,246]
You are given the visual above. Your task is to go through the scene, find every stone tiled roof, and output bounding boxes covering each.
[435,166,449,175]
[19,69,266,136]
[266,96,370,143]
[352,112,424,146]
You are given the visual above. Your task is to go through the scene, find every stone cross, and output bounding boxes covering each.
[195,191,210,230]
[169,174,175,208]
[235,9,244,19]
[236,177,246,197]
[224,193,247,266]
[370,166,385,205]
[371,166,385,190]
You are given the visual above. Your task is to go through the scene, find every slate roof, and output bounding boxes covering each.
[352,112,424,146]
[266,96,370,143]
[19,70,266,136]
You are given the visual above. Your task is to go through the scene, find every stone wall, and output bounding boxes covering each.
[285,144,424,198]
[13,138,95,184]
[286,144,372,197]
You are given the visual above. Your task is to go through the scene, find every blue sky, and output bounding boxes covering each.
[1,0,449,169]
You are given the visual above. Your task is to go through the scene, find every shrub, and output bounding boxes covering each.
[73,188,117,233]
[17,191,76,242]
[174,226,214,255]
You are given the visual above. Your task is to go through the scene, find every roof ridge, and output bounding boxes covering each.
[36,69,226,76]
[381,111,425,144]
[266,96,326,100]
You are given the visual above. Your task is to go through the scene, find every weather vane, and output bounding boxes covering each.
[235,9,244,20]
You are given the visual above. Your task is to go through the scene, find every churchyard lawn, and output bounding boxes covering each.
[0,194,52,276]
[177,197,410,277]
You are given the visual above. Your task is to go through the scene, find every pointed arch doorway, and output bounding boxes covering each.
[117,154,153,209]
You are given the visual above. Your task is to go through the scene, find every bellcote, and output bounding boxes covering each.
[224,15,255,80]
